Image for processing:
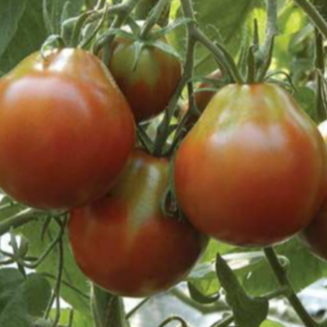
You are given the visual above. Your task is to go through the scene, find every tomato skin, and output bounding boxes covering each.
[0,49,135,210]
[69,149,207,297]
[300,121,327,261]
[108,37,182,122]
[175,83,327,247]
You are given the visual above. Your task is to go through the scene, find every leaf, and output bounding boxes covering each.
[240,237,327,296]
[0,0,47,76]
[0,0,27,59]
[187,281,219,304]
[293,86,316,122]
[216,254,269,327]
[0,269,51,327]
[19,219,92,319]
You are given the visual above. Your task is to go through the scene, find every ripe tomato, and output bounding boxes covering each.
[69,149,207,297]
[301,121,327,261]
[108,36,182,122]
[180,69,221,127]
[0,49,135,210]
[174,83,327,247]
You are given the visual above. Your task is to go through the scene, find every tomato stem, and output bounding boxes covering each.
[157,316,189,327]
[139,0,171,39]
[256,0,278,82]
[210,315,234,327]
[0,208,39,236]
[264,247,319,327]
[293,0,327,40]
[314,28,327,122]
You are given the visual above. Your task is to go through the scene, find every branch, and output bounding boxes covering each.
[293,0,327,39]
[264,247,318,327]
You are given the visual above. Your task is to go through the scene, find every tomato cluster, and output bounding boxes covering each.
[1,32,327,297]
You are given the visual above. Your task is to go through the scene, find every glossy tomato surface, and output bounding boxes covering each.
[175,83,327,246]
[109,37,182,122]
[301,121,327,261]
[69,149,207,297]
[0,49,135,209]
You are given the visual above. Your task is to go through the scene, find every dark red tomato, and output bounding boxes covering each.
[174,83,327,247]
[108,37,182,122]
[180,69,221,127]
[301,121,327,260]
[0,49,135,210]
[69,149,207,297]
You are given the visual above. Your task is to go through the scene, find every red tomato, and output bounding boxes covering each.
[108,37,182,122]
[0,49,135,210]
[69,149,207,297]
[301,121,327,260]
[174,84,327,247]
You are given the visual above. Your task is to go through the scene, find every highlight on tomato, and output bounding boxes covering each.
[0,48,135,210]
[108,34,182,122]
[174,83,327,247]
[68,149,207,297]
[300,120,327,261]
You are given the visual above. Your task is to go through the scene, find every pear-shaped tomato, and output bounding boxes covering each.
[0,49,135,210]
[69,149,207,297]
[175,84,327,246]
[108,37,182,122]
[301,121,327,260]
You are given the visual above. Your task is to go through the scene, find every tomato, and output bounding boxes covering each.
[174,83,327,247]
[180,69,221,127]
[69,149,207,297]
[301,121,327,261]
[0,49,135,210]
[108,36,182,122]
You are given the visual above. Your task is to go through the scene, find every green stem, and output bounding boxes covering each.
[139,0,171,38]
[126,298,151,319]
[170,288,229,313]
[91,285,130,327]
[314,28,327,121]
[153,27,196,156]
[157,316,188,327]
[257,0,278,81]
[293,0,327,39]
[264,247,318,327]
[210,315,234,327]
[0,208,39,236]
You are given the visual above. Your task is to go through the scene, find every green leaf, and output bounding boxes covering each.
[0,269,51,327]
[187,281,219,304]
[293,86,317,122]
[216,254,269,327]
[0,0,47,76]
[0,0,27,59]
[19,219,92,319]
[240,238,327,296]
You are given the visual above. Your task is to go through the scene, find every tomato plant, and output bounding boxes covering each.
[108,36,182,122]
[0,49,135,210]
[180,69,222,127]
[175,83,327,247]
[68,149,207,297]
